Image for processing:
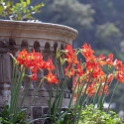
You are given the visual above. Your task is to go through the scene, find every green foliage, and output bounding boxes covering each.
[0,0,44,20]
[79,105,123,124]
[96,23,122,42]
[0,105,26,124]
[44,108,75,124]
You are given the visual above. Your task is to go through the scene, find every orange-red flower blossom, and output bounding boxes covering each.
[64,44,74,55]
[87,82,96,97]
[65,54,79,65]
[116,67,124,83]
[81,43,94,60]
[113,59,123,70]
[17,49,28,66]
[31,73,37,81]
[107,73,114,83]
[64,65,75,78]
[46,72,58,84]
[76,63,84,76]
[98,54,107,66]
[92,67,105,79]
[45,59,55,71]
[106,53,113,66]
[99,84,109,96]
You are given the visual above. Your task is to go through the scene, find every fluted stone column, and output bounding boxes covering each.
[0,40,11,108]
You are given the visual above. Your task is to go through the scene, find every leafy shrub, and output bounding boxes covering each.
[0,0,44,20]
[0,105,26,124]
[79,105,123,124]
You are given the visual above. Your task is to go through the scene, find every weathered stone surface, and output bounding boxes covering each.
[0,20,78,49]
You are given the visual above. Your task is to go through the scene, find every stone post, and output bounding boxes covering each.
[0,39,11,109]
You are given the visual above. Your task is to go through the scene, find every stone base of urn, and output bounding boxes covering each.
[0,20,78,123]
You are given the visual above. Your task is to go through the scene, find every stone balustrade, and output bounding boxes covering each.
[0,20,78,124]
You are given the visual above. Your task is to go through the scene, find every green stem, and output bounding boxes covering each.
[82,95,89,106]
[48,85,52,115]
[30,78,44,107]
[20,80,31,109]
[98,66,109,109]
[74,80,85,111]
[74,80,86,124]
[10,61,16,114]
[13,66,25,122]
[10,63,22,122]
[54,77,68,117]
[108,81,118,111]
[52,61,63,118]
[93,83,102,107]
[68,78,78,108]
[76,69,94,124]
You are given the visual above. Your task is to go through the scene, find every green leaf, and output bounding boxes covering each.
[23,9,26,13]
[6,1,13,7]
[34,3,44,10]
[26,13,32,19]
[22,2,27,7]
[27,0,30,5]
[20,0,23,3]
[0,6,4,14]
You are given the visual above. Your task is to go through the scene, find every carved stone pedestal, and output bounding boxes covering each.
[0,20,78,123]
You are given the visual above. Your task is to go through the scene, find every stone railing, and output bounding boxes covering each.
[0,20,78,124]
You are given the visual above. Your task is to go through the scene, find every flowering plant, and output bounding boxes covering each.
[0,42,124,124]
[53,42,124,123]
[0,49,58,123]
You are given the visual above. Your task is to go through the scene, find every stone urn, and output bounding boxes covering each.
[0,20,78,123]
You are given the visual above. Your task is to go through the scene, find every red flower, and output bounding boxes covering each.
[99,84,109,96]
[81,42,94,60]
[86,82,96,97]
[63,45,79,66]
[113,59,123,70]
[116,67,124,83]
[65,54,79,65]
[64,44,74,55]
[73,93,77,104]
[86,61,98,71]
[17,49,28,66]
[92,67,105,79]
[64,65,75,78]
[76,63,84,76]
[107,73,113,83]
[26,50,43,69]
[31,73,37,81]
[30,66,37,73]
[45,59,55,71]
[46,72,58,84]
[17,49,45,73]
[38,60,46,69]
[98,54,107,66]
[103,84,109,95]
[106,53,113,66]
